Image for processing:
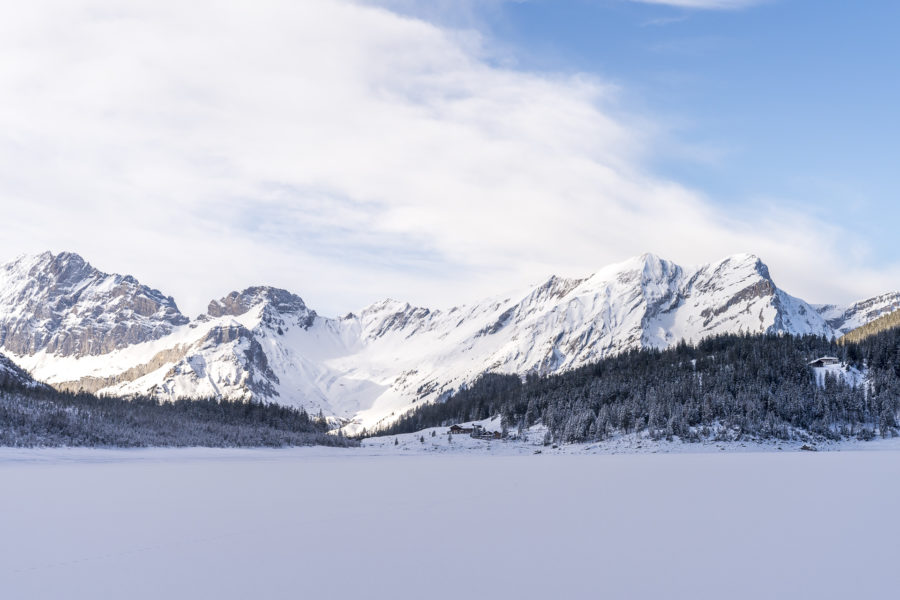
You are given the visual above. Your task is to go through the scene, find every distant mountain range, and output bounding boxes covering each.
[1,251,897,433]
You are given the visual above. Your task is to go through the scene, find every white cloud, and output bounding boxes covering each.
[0,0,894,317]
[629,0,766,9]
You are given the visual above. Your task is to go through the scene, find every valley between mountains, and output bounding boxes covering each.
[1,250,898,435]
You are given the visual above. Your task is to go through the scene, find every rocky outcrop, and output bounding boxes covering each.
[0,252,187,357]
[208,286,310,318]
[53,345,192,394]
[699,279,776,324]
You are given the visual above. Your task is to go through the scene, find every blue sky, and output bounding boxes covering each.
[1,0,897,315]
[401,0,900,262]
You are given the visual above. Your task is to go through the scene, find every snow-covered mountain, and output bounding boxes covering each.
[0,252,187,357]
[815,292,900,336]
[0,251,896,433]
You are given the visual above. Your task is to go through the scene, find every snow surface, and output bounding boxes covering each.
[812,362,866,389]
[362,417,900,455]
[3,445,900,599]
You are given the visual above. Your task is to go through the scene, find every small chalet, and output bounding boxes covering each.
[471,424,503,440]
[448,424,503,439]
[808,356,840,368]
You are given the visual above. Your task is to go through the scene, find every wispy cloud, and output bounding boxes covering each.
[630,0,767,9]
[642,15,690,27]
[0,0,892,317]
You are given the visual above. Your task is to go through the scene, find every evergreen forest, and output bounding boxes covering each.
[0,380,357,448]
[376,325,900,444]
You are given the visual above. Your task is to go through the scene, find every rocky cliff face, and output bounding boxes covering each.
[208,287,315,323]
[2,250,896,433]
[0,252,187,357]
[816,292,900,336]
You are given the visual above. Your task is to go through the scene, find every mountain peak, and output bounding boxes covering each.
[360,298,413,317]
[589,252,673,279]
[0,250,187,357]
[4,250,89,279]
[617,252,664,269]
[207,286,314,320]
[698,252,773,286]
[717,252,767,273]
[638,251,663,264]
[582,253,682,297]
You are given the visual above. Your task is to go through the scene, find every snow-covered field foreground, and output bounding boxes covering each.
[2,447,899,599]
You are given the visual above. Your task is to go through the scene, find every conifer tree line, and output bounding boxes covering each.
[377,326,900,444]
[840,309,900,345]
[0,381,358,448]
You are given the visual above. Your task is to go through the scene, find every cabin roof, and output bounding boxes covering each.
[808,356,840,365]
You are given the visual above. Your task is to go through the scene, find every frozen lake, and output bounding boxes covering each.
[2,447,898,599]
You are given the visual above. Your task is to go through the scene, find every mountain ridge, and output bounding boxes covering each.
[0,250,896,433]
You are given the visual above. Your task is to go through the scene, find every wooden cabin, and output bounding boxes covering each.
[808,356,840,368]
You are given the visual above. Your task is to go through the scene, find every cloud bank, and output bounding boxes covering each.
[0,0,893,316]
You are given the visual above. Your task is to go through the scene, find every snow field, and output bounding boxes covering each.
[2,447,900,599]
[360,417,900,455]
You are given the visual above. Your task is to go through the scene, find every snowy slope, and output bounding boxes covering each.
[1,251,895,433]
[0,351,42,389]
[816,292,900,336]
[335,252,835,432]
[811,362,866,389]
